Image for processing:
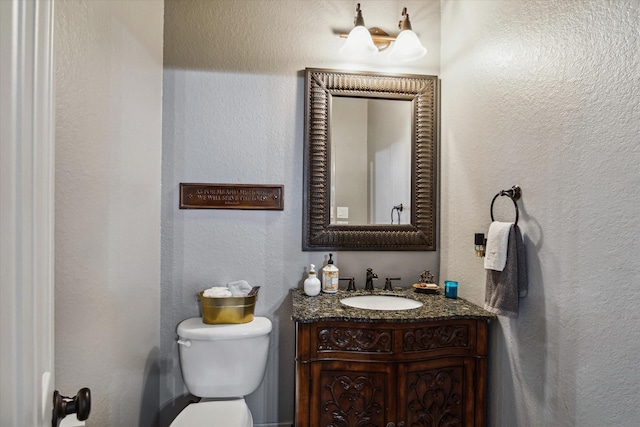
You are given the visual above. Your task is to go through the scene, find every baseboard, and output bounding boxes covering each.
[254,423,293,427]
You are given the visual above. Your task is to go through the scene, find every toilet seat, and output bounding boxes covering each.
[170,399,252,427]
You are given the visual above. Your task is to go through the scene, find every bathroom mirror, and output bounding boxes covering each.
[331,97,412,226]
[303,68,439,251]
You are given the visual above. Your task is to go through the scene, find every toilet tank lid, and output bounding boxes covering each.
[177,317,272,341]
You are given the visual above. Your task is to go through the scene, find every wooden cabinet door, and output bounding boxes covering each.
[310,360,396,427]
[396,357,476,427]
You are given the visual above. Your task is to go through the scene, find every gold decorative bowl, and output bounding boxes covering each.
[197,287,259,324]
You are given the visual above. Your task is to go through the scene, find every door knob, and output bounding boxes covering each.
[52,387,91,427]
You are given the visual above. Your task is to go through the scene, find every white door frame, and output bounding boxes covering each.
[0,0,55,426]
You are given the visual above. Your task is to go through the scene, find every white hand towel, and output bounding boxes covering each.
[227,280,252,297]
[484,221,513,271]
[203,287,232,297]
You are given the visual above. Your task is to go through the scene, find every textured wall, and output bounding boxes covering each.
[161,1,440,425]
[54,1,164,425]
[440,0,640,425]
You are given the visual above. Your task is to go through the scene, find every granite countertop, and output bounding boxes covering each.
[291,287,495,324]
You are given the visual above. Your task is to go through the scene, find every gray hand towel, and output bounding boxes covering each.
[485,224,528,318]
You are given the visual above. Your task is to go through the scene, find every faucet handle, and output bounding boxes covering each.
[339,277,356,291]
[384,277,401,291]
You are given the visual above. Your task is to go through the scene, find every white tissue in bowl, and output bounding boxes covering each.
[203,287,232,297]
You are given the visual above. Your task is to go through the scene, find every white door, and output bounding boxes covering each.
[0,2,87,426]
[1,0,55,425]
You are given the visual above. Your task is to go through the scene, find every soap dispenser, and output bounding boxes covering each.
[304,264,321,296]
[322,253,339,294]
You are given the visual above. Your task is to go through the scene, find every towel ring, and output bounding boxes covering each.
[490,185,521,225]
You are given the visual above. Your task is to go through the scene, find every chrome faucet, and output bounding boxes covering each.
[365,268,378,291]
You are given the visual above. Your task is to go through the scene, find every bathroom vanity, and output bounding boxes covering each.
[291,288,494,427]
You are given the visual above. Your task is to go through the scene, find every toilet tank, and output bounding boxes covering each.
[177,317,272,398]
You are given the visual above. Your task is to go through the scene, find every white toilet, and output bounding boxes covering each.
[170,316,272,427]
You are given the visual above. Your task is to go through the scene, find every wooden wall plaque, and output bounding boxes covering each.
[180,183,284,210]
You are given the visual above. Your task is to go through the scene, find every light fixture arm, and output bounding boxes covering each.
[398,7,413,31]
[354,3,365,27]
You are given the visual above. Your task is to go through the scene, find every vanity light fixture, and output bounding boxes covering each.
[339,4,426,62]
[388,7,427,62]
[339,3,379,58]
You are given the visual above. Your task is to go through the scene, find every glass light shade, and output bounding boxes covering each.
[339,26,378,58]
[388,30,426,62]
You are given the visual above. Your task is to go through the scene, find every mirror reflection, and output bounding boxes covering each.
[330,97,411,225]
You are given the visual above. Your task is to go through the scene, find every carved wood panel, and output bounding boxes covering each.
[318,327,393,353]
[405,366,465,427]
[319,370,387,427]
[403,324,469,352]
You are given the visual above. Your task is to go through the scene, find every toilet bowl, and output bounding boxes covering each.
[170,317,272,427]
[169,399,252,427]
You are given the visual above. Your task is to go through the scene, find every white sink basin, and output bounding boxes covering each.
[340,295,423,311]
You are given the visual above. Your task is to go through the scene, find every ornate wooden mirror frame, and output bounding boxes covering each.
[302,68,439,251]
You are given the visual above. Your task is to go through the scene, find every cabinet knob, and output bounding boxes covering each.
[398,422,406,427]
[386,423,395,427]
